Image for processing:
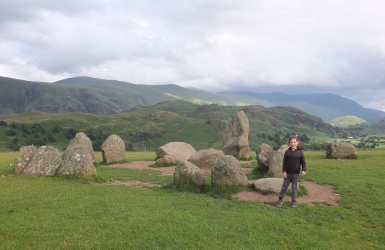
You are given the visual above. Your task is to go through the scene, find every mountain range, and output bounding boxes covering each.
[1,75,384,123]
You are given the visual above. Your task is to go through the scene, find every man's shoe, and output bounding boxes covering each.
[276,199,283,207]
[291,202,297,208]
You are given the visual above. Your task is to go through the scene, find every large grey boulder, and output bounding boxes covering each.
[14,145,37,174]
[65,132,95,161]
[253,178,291,193]
[188,148,224,170]
[174,161,205,187]
[256,143,274,170]
[211,155,249,187]
[326,141,357,159]
[156,142,196,164]
[268,144,289,178]
[222,111,250,159]
[101,134,126,163]
[58,147,96,176]
[23,146,62,177]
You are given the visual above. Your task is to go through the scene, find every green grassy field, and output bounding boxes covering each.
[1,150,385,249]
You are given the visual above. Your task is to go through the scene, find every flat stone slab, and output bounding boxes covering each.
[253,178,291,193]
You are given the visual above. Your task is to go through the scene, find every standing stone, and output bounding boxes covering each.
[222,111,250,159]
[188,148,224,170]
[23,146,62,177]
[268,144,289,178]
[174,161,205,187]
[65,132,95,162]
[58,147,96,176]
[101,134,126,163]
[211,155,249,187]
[156,142,196,164]
[14,145,37,174]
[256,143,274,170]
[326,141,357,159]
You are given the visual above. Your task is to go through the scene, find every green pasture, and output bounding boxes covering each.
[1,150,385,249]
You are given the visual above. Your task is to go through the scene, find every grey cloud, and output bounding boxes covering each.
[1,0,385,111]
[0,0,105,25]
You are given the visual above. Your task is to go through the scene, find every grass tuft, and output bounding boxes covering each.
[246,165,270,180]
[285,183,308,197]
[100,158,130,165]
[236,156,253,161]
[149,162,177,168]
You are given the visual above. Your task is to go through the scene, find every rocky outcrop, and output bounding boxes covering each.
[222,111,250,159]
[195,104,229,121]
[174,161,205,187]
[253,178,291,193]
[196,104,223,113]
[58,147,96,176]
[23,146,62,177]
[256,143,274,170]
[101,134,126,163]
[326,141,357,159]
[268,144,289,178]
[211,155,249,187]
[65,132,95,161]
[156,142,196,164]
[188,148,224,170]
[14,145,37,174]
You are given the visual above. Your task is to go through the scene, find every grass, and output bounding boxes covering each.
[149,162,178,168]
[1,150,385,249]
[100,159,131,165]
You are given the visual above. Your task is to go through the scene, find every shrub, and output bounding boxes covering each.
[46,132,57,142]
[68,128,78,137]
[52,126,61,133]
[22,127,31,135]
[8,142,22,151]
[65,133,73,139]
[0,120,7,126]
[6,129,17,136]
[87,133,96,140]
[9,122,18,129]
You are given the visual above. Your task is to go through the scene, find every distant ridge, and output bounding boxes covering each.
[0,76,258,117]
[218,91,385,122]
[1,75,384,123]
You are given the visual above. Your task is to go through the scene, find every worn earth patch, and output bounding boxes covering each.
[102,161,341,206]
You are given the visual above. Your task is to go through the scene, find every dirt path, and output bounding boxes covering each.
[232,181,340,206]
[103,161,340,206]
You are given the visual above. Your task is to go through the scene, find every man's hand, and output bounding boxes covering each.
[283,172,287,178]
[302,171,306,176]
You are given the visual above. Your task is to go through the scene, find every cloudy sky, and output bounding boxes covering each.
[1,0,385,111]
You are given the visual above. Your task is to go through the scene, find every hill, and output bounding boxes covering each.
[361,117,385,130]
[0,101,339,152]
[2,76,384,123]
[218,91,385,122]
[0,76,268,118]
[329,116,367,127]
